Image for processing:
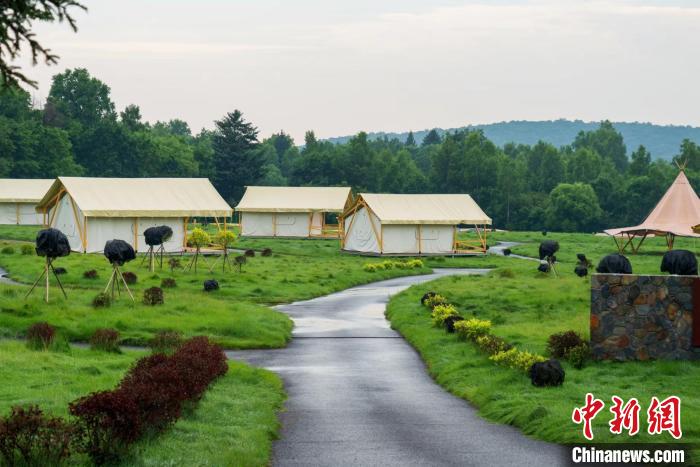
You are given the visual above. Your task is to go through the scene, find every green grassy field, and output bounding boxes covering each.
[387,232,700,454]
[0,340,286,466]
[0,226,452,348]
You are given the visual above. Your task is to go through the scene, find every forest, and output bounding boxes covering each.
[2,68,700,233]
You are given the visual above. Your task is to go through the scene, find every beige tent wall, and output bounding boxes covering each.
[136,218,185,253]
[382,224,419,254]
[275,213,311,237]
[343,207,380,253]
[420,225,455,254]
[309,211,323,236]
[18,203,42,225]
[0,203,16,224]
[241,212,274,237]
[86,218,134,253]
[52,194,82,251]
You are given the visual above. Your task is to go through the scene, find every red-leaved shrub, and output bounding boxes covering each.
[26,322,55,350]
[69,337,227,464]
[89,329,120,353]
[0,405,75,467]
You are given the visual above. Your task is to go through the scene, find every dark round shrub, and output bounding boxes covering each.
[26,322,55,350]
[83,269,98,279]
[529,359,565,387]
[547,330,584,358]
[244,249,255,257]
[122,272,137,285]
[203,279,219,292]
[143,287,164,306]
[420,291,436,305]
[92,292,111,309]
[168,257,182,272]
[443,315,465,333]
[261,248,272,257]
[90,329,120,353]
[20,244,34,255]
[161,278,177,288]
[502,248,511,256]
[53,267,67,275]
[148,330,183,355]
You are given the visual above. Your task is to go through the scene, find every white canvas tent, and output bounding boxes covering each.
[236,186,352,238]
[35,177,232,253]
[0,179,54,225]
[341,193,492,255]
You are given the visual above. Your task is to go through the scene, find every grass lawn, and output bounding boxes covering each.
[0,226,458,348]
[386,232,700,454]
[0,340,286,466]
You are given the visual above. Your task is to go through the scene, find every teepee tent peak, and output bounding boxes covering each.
[605,170,700,252]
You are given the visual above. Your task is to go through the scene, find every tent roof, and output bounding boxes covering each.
[36,177,232,217]
[355,193,492,225]
[605,171,700,238]
[236,186,352,213]
[0,179,54,203]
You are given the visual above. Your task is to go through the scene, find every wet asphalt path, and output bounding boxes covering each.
[227,268,567,466]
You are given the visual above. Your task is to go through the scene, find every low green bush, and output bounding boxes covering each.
[92,293,111,309]
[431,304,459,326]
[490,348,546,373]
[1,246,15,255]
[565,342,591,369]
[363,259,424,272]
[20,244,34,255]
[423,294,447,309]
[143,287,164,306]
[454,318,492,341]
[474,334,511,355]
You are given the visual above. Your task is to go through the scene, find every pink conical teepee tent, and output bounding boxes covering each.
[604,171,700,252]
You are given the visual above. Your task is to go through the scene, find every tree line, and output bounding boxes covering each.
[2,68,700,232]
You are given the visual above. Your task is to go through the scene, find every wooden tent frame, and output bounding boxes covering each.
[340,195,489,255]
[611,231,676,254]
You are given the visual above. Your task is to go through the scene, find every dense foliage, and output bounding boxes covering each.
[3,68,700,232]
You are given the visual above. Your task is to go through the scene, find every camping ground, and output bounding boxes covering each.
[0,226,699,464]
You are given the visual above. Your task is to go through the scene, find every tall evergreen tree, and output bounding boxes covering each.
[405,131,416,146]
[422,128,442,146]
[212,110,261,203]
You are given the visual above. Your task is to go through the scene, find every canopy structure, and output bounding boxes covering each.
[236,186,353,238]
[604,171,700,252]
[35,177,232,253]
[0,179,54,225]
[341,193,492,256]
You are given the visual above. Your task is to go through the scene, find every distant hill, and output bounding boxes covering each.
[324,120,700,160]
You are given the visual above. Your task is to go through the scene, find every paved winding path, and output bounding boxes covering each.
[228,268,567,466]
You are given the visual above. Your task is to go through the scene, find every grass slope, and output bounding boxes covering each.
[0,229,445,348]
[386,233,700,452]
[0,340,286,466]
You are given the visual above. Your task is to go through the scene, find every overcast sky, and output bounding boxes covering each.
[21,0,700,142]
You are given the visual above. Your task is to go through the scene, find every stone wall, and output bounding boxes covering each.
[590,274,696,361]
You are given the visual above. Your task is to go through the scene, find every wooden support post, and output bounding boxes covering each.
[417,225,423,254]
[133,218,139,252]
[272,213,277,237]
[183,217,189,248]
[15,203,19,225]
